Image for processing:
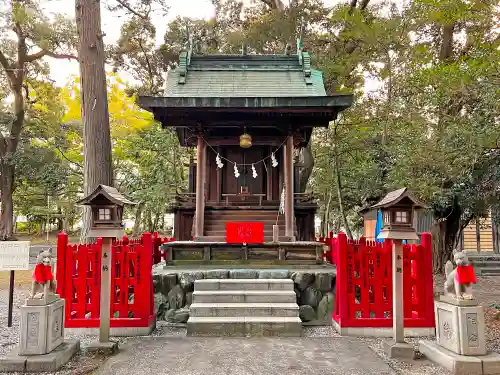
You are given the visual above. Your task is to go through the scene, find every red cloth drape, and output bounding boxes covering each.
[456,265,476,284]
[226,222,264,244]
[33,264,53,284]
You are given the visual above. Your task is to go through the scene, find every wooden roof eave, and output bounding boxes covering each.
[138,95,354,112]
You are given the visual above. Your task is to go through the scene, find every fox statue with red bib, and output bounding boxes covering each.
[30,249,57,303]
[444,248,476,300]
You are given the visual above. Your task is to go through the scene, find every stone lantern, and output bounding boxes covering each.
[372,187,426,241]
[76,185,135,347]
[370,188,427,360]
[76,184,136,238]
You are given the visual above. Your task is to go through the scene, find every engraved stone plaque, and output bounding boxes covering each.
[466,313,479,347]
[457,305,486,356]
[436,305,459,353]
[26,312,39,348]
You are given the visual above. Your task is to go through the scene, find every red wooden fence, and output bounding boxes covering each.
[318,232,336,265]
[56,232,173,329]
[332,232,434,329]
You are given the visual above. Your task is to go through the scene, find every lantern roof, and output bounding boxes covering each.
[370,188,427,210]
[77,185,136,206]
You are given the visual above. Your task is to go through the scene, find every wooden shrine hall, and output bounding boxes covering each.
[139,40,353,261]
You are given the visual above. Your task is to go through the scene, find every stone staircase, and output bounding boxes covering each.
[203,209,296,242]
[468,253,500,276]
[187,278,302,336]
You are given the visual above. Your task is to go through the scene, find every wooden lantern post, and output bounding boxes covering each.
[77,185,135,345]
[371,188,427,359]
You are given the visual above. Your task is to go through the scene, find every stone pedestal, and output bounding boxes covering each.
[435,299,486,356]
[19,298,65,356]
[0,298,80,373]
[419,297,500,375]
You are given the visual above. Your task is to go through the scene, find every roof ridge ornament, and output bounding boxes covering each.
[178,36,193,85]
[296,36,312,85]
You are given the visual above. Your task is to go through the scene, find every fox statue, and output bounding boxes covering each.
[444,248,476,300]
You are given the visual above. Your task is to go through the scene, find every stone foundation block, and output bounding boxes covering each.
[435,300,486,356]
[420,340,486,375]
[383,341,415,360]
[0,340,79,373]
[19,299,65,356]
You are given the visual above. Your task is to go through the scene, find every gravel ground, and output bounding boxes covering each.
[1,275,498,375]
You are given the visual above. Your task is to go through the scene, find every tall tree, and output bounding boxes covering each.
[0,0,76,240]
[75,0,113,241]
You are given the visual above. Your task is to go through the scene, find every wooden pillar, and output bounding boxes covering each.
[194,136,206,239]
[476,220,481,252]
[392,239,404,343]
[266,146,272,201]
[284,135,295,240]
[216,146,222,203]
[99,237,112,343]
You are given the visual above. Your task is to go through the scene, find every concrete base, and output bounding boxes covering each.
[66,319,156,337]
[332,320,435,337]
[0,340,80,373]
[86,341,119,355]
[419,340,500,375]
[383,341,416,360]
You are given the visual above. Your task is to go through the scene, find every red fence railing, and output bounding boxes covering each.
[333,232,434,329]
[318,232,337,265]
[56,232,173,329]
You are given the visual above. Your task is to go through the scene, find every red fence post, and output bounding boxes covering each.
[421,232,435,326]
[335,232,349,325]
[139,232,154,320]
[56,232,68,296]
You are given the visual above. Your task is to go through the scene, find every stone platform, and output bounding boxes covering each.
[420,340,500,375]
[153,267,336,326]
[0,340,80,373]
[161,241,326,265]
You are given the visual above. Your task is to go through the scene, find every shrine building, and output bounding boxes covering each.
[139,41,353,245]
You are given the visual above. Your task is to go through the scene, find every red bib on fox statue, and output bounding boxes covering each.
[33,263,54,284]
[456,264,476,285]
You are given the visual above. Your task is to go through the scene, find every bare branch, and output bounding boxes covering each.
[53,146,84,172]
[114,0,148,19]
[25,50,78,63]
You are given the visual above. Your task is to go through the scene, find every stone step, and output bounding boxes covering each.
[190,302,299,317]
[187,316,302,337]
[192,290,297,303]
[194,279,294,291]
[470,261,500,268]
[479,267,500,275]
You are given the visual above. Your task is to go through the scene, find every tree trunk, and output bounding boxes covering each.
[0,88,23,241]
[297,143,314,193]
[0,163,15,240]
[132,202,144,236]
[333,148,353,239]
[76,0,113,242]
[432,204,462,273]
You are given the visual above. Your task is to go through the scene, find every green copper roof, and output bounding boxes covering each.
[164,52,327,98]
